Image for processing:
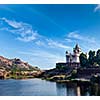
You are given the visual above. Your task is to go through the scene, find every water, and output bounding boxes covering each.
[0,78,100,96]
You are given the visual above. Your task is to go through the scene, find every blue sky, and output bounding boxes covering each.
[0,4,100,69]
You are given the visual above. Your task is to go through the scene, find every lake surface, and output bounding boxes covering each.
[0,78,100,96]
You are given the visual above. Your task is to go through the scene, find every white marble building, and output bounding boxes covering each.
[66,44,81,64]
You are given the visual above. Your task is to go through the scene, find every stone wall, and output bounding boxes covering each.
[56,62,80,68]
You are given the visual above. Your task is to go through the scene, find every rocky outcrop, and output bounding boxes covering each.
[0,56,12,69]
[0,56,40,71]
[39,67,73,79]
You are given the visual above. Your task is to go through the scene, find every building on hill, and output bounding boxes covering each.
[56,44,82,68]
[66,44,82,67]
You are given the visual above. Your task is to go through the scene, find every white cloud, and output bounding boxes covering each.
[1,17,22,28]
[19,50,65,69]
[17,34,37,42]
[94,4,100,12]
[35,40,45,46]
[68,31,96,43]
[0,17,72,49]
[0,17,39,42]
[68,31,82,40]
[46,39,71,49]
[65,38,72,42]
[19,50,62,59]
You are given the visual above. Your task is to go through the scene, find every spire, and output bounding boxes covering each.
[75,44,79,49]
[73,44,81,54]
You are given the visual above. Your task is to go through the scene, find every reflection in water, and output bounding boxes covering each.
[56,83,67,96]
[66,82,77,96]
[56,82,100,96]
[76,86,81,96]
[90,83,100,96]
[56,82,78,96]
[79,82,90,96]
[1,79,100,96]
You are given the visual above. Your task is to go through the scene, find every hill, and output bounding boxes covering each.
[0,56,40,71]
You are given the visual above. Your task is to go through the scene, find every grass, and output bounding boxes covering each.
[6,74,35,79]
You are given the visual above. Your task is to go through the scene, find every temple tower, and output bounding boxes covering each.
[66,44,81,63]
[73,44,81,63]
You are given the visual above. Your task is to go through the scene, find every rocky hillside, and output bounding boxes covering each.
[39,67,73,79]
[0,56,40,71]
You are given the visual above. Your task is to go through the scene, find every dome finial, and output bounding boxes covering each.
[75,43,79,49]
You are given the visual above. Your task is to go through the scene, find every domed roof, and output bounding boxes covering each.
[66,51,69,54]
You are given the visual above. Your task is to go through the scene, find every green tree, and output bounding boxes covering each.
[71,69,77,78]
[79,53,88,67]
[96,49,100,66]
[88,50,95,66]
